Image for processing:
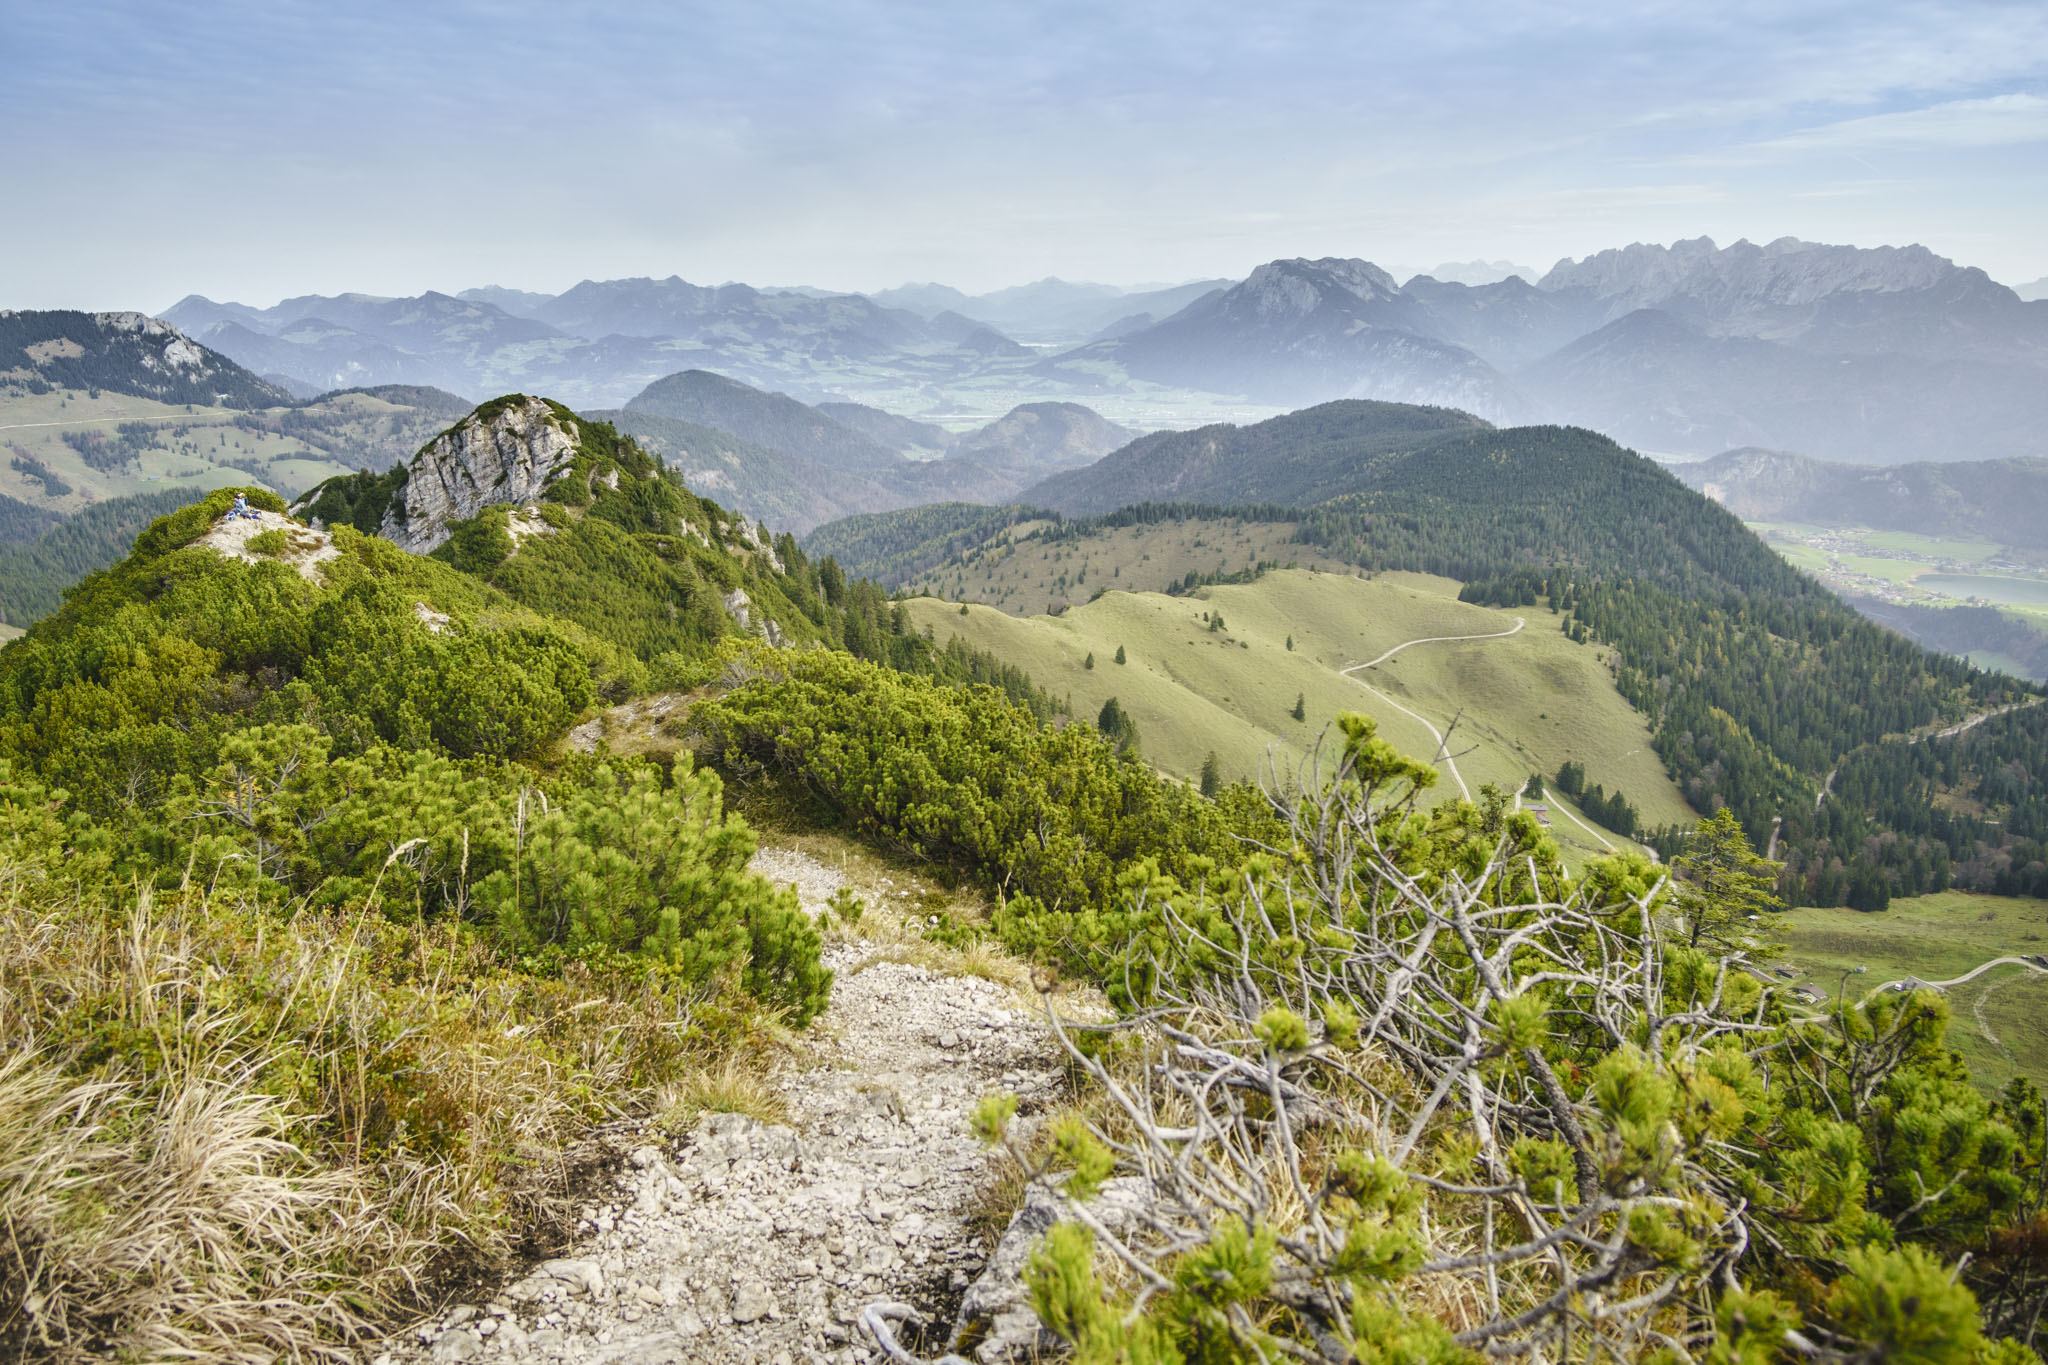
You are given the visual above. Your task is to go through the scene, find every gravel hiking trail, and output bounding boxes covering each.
[379,843,1068,1365]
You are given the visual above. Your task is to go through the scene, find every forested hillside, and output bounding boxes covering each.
[1277,424,2040,900]
[0,486,205,624]
[803,502,1051,583]
[824,407,2043,906]
[1020,398,1487,515]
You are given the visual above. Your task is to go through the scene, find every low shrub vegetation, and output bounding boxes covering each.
[697,647,2047,1359]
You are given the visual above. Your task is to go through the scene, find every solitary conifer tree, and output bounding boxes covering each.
[1096,696,1139,754]
[1673,808,1784,956]
[1291,693,1306,722]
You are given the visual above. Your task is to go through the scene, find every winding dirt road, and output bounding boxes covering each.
[1813,696,2041,814]
[1337,618,1524,802]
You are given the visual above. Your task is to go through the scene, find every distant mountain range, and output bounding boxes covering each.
[601,370,1134,532]
[868,277,1235,344]
[1046,259,1529,416]
[1673,448,2048,552]
[158,236,2048,463]
[1044,238,2048,456]
[164,282,1011,409]
[1406,260,1539,287]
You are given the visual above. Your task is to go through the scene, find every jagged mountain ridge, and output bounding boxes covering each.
[1539,236,1959,316]
[160,236,2048,462]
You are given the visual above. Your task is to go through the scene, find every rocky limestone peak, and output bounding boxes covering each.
[78,312,210,371]
[1539,235,1958,309]
[1236,257,1401,318]
[382,395,581,554]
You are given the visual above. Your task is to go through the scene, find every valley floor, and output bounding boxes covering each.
[377,839,1077,1365]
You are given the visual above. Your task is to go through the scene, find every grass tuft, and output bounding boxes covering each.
[0,865,761,1360]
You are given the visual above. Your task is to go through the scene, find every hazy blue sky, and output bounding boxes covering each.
[3,0,2044,309]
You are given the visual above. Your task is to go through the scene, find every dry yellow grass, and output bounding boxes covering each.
[0,865,774,1360]
[655,1052,790,1132]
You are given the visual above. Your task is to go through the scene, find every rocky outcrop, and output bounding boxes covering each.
[196,508,339,582]
[721,588,787,647]
[949,1177,1155,1362]
[381,396,580,554]
[1538,236,1959,315]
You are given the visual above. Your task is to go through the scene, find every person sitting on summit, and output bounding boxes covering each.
[230,493,258,521]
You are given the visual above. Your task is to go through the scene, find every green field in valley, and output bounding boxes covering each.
[907,567,1695,865]
[1780,891,2048,1093]
[0,389,454,510]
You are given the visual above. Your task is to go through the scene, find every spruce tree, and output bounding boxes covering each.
[1096,696,1139,755]
[1673,808,1784,956]
[1199,752,1221,798]
[1291,693,1306,722]
[1114,644,1127,665]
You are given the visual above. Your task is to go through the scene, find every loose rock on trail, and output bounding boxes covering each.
[382,843,1069,1365]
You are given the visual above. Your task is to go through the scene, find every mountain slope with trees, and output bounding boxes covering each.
[841,401,2043,905]
[2,309,292,409]
[1020,399,1487,515]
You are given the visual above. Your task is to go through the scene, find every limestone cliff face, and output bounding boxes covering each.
[382,396,579,553]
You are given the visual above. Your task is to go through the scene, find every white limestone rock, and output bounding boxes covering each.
[382,396,581,554]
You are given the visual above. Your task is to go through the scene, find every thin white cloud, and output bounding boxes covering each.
[1725,93,2048,161]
